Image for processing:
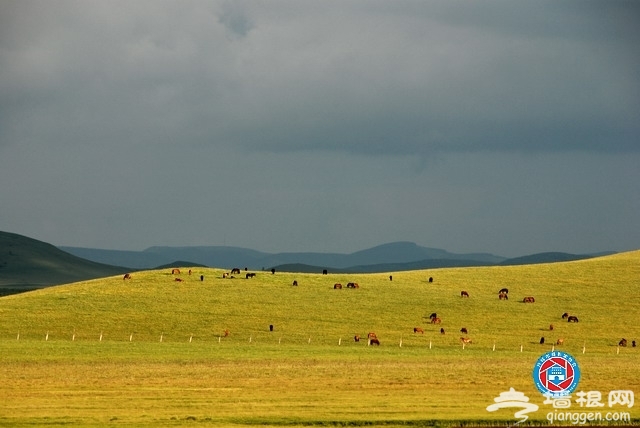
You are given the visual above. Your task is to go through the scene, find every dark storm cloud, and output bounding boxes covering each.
[1,1,638,256]
[2,1,638,157]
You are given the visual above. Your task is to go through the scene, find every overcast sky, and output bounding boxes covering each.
[1,1,639,257]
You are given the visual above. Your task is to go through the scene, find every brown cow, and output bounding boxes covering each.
[414,327,424,334]
[556,338,564,345]
[567,316,579,323]
[222,272,229,278]
[460,327,468,334]
[123,273,131,280]
[619,338,628,347]
[188,269,192,275]
[367,332,377,339]
[354,335,361,342]
[347,282,359,288]
[562,312,570,319]
[461,291,469,298]
[431,317,442,324]
[549,324,554,331]
[523,296,535,303]
[246,273,256,279]
[171,268,181,275]
[460,337,472,344]
[223,329,230,337]
[499,291,509,300]
[292,280,298,286]
[369,338,380,346]
[440,328,445,334]
[333,283,342,289]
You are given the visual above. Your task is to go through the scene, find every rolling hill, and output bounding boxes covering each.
[1,230,616,296]
[0,250,638,426]
[0,231,130,296]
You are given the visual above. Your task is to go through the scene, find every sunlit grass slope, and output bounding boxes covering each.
[2,251,638,348]
[0,251,638,426]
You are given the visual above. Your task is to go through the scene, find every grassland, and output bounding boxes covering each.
[0,251,639,427]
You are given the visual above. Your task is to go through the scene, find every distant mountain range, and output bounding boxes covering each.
[59,240,609,273]
[1,230,613,296]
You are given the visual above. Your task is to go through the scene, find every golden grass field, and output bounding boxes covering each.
[0,251,638,427]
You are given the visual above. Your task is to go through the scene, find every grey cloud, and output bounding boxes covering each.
[1,1,638,257]
[2,1,638,158]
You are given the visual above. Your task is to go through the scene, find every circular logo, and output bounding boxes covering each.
[532,351,581,398]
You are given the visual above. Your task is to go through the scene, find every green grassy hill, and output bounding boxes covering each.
[0,231,130,295]
[0,250,638,426]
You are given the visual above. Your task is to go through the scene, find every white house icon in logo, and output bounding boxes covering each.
[549,366,566,383]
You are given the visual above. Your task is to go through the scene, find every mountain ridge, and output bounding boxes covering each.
[59,241,509,270]
[1,230,617,297]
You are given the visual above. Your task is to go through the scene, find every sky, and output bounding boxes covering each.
[1,0,639,258]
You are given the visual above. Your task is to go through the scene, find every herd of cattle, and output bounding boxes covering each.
[121,268,634,349]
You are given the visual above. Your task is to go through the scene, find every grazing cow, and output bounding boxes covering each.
[334,283,342,289]
[231,268,241,274]
[123,273,131,280]
[414,327,424,334]
[322,269,328,275]
[354,335,361,342]
[429,313,437,320]
[245,273,256,279]
[550,324,554,331]
[619,338,628,347]
[562,312,570,319]
[499,288,509,294]
[292,280,298,286]
[347,282,359,288]
[460,337,472,344]
[440,328,445,334]
[367,332,377,339]
[175,278,183,282]
[428,277,433,283]
[461,291,469,298]
[499,291,508,300]
[460,327,468,334]
[540,337,545,344]
[523,296,535,303]
[171,268,181,275]
[567,316,579,323]
[369,338,380,346]
[223,329,229,337]
[431,317,442,324]
[556,338,564,345]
